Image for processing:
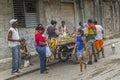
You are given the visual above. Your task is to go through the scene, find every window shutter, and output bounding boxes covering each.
[13,0,38,27]
[13,0,26,27]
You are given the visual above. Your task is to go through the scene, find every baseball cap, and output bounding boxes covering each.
[9,19,18,25]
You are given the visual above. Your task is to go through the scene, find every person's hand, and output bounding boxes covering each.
[18,39,22,42]
[26,52,30,54]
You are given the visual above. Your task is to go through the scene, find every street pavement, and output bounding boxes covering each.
[0,38,120,80]
[12,39,120,80]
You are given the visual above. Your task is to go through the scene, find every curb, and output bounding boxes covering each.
[103,41,120,47]
[5,60,60,80]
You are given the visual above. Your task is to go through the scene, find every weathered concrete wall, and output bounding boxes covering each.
[19,28,36,52]
[42,0,78,33]
[77,0,120,38]
[0,0,13,59]
[0,0,36,59]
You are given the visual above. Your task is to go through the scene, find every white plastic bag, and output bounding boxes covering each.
[24,60,30,67]
[46,46,52,57]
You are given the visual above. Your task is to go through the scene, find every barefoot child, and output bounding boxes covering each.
[76,29,87,75]
[20,38,32,67]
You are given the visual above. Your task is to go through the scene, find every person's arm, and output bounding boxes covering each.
[101,27,104,34]
[94,28,97,35]
[58,26,61,32]
[82,36,87,51]
[39,41,46,46]
[66,27,69,33]
[85,28,88,37]
[8,30,21,42]
[24,44,28,52]
[72,44,77,54]
[39,37,46,46]
[55,29,61,35]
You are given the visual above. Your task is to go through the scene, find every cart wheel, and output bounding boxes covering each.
[58,52,69,62]
[71,54,79,64]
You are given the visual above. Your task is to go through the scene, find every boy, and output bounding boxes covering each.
[20,38,32,67]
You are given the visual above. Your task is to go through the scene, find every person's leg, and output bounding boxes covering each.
[43,46,47,70]
[36,47,43,72]
[81,49,87,69]
[52,49,57,59]
[97,50,100,59]
[28,55,32,65]
[91,41,97,62]
[37,46,46,73]
[89,52,92,62]
[78,57,83,72]
[77,50,83,74]
[95,40,100,59]
[17,45,21,71]
[87,42,93,65]
[93,52,97,62]
[100,40,105,58]
[101,48,105,58]
[12,46,19,73]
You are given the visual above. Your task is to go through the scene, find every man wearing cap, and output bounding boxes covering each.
[85,19,98,65]
[8,19,21,75]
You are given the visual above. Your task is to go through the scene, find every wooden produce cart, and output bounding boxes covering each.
[55,37,76,62]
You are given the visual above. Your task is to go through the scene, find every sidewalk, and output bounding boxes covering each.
[0,60,59,80]
[0,38,120,80]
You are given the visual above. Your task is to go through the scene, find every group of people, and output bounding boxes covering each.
[8,18,104,75]
[34,20,69,74]
[75,19,104,75]
[8,19,33,75]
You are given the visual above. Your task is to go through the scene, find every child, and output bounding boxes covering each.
[20,38,32,67]
[76,29,87,75]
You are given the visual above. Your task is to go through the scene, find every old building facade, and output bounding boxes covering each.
[0,0,120,60]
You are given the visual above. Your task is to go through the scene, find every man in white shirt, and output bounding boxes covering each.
[94,21,105,59]
[58,21,69,37]
[8,19,21,75]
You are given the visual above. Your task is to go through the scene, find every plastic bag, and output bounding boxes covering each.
[24,60,30,67]
[46,46,52,57]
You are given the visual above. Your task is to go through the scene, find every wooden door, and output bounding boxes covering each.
[60,3,75,33]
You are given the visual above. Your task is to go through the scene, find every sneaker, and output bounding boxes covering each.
[88,61,92,65]
[94,59,98,62]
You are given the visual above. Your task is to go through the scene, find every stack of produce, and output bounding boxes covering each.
[49,38,59,51]
[48,36,76,50]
